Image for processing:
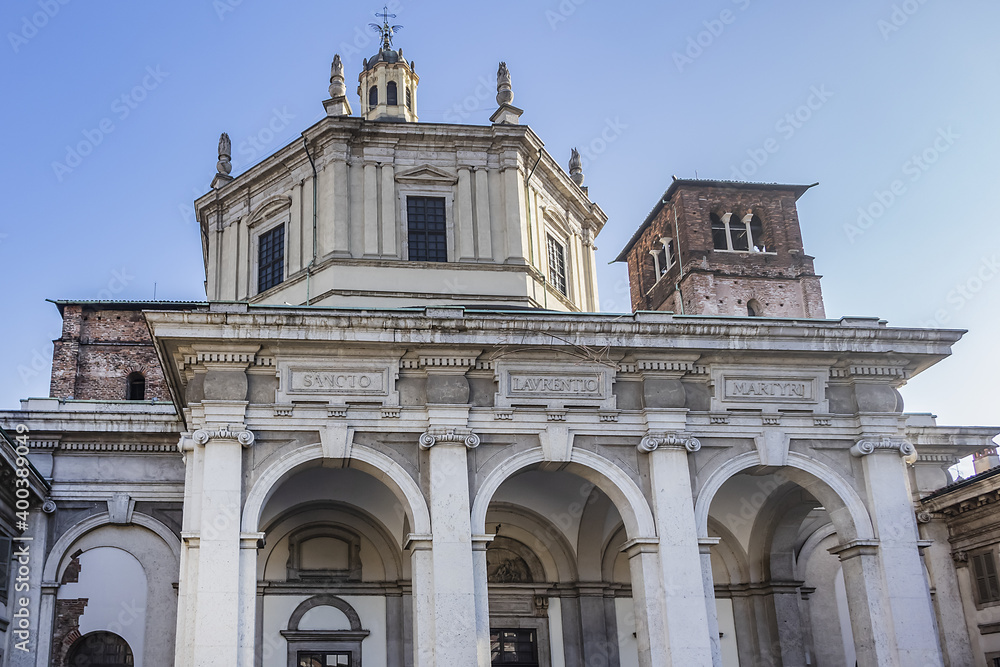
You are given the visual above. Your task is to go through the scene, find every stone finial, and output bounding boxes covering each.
[323,54,353,117]
[212,132,234,188]
[329,54,346,98]
[496,61,513,106]
[217,133,232,176]
[569,148,584,186]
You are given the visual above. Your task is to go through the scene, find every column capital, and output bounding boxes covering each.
[850,436,915,458]
[638,431,701,454]
[698,536,721,555]
[192,425,255,448]
[471,534,497,551]
[240,532,266,550]
[419,427,480,450]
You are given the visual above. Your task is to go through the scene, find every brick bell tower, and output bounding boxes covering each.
[616,178,826,318]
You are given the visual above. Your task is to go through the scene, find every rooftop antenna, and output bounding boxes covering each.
[153,282,157,300]
[369,6,403,50]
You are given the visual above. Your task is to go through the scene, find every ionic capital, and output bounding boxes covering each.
[638,431,701,454]
[192,426,256,448]
[849,437,914,458]
[418,427,480,450]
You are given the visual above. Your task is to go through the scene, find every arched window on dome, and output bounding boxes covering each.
[368,85,378,108]
[125,372,145,401]
[386,81,398,106]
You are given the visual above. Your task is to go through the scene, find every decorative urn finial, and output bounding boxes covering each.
[569,148,584,186]
[217,133,232,176]
[496,61,513,106]
[329,54,346,99]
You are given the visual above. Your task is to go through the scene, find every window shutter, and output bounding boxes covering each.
[985,551,1000,601]
[0,535,11,598]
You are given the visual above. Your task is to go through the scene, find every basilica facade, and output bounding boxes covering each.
[1,27,998,667]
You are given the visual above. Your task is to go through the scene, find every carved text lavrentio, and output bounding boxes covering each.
[509,375,602,395]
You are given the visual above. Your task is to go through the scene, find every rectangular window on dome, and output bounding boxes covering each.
[407,196,447,262]
[258,224,285,293]
[490,628,538,666]
[546,234,567,296]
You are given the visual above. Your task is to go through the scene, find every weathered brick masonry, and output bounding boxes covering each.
[49,302,178,401]
[619,180,826,318]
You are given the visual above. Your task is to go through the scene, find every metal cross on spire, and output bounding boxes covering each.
[369,6,403,50]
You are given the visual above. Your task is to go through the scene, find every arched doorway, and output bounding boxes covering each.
[66,631,134,667]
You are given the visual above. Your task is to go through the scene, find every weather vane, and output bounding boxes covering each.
[369,6,403,50]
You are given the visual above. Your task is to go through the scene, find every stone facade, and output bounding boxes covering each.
[1,37,999,667]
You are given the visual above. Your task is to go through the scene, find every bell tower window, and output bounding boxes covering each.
[387,81,398,105]
[368,85,378,108]
[546,235,568,296]
[711,212,767,252]
[747,299,762,317]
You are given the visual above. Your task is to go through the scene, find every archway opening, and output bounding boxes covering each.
[483,466,637,667]
[707,470,858,667]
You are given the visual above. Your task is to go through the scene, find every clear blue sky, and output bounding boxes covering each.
[1,1,997,442]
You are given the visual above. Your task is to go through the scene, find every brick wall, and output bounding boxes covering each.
[625,183,825,317]
[49,305,170,401]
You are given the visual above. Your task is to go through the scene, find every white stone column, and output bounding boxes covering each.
[851,437,944,666]
[407,536,436,667]
[238,532,264,667]
[190,406,255,667]
[699,538,723,667]
[638,433,716,666]
[623,539,669,667]
[830,540,899,666]
[472,534,495,667]
[419,426,481,666]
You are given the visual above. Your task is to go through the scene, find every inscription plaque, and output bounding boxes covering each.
[723,378,814,402]
[509,374,602,396]
[288,369,387,395]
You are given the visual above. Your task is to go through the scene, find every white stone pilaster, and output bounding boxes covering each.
[363,163,379,256]
[457,167,476,261]
[189,403,254,667]
[699,538,723,667]
[474,168,492,260]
